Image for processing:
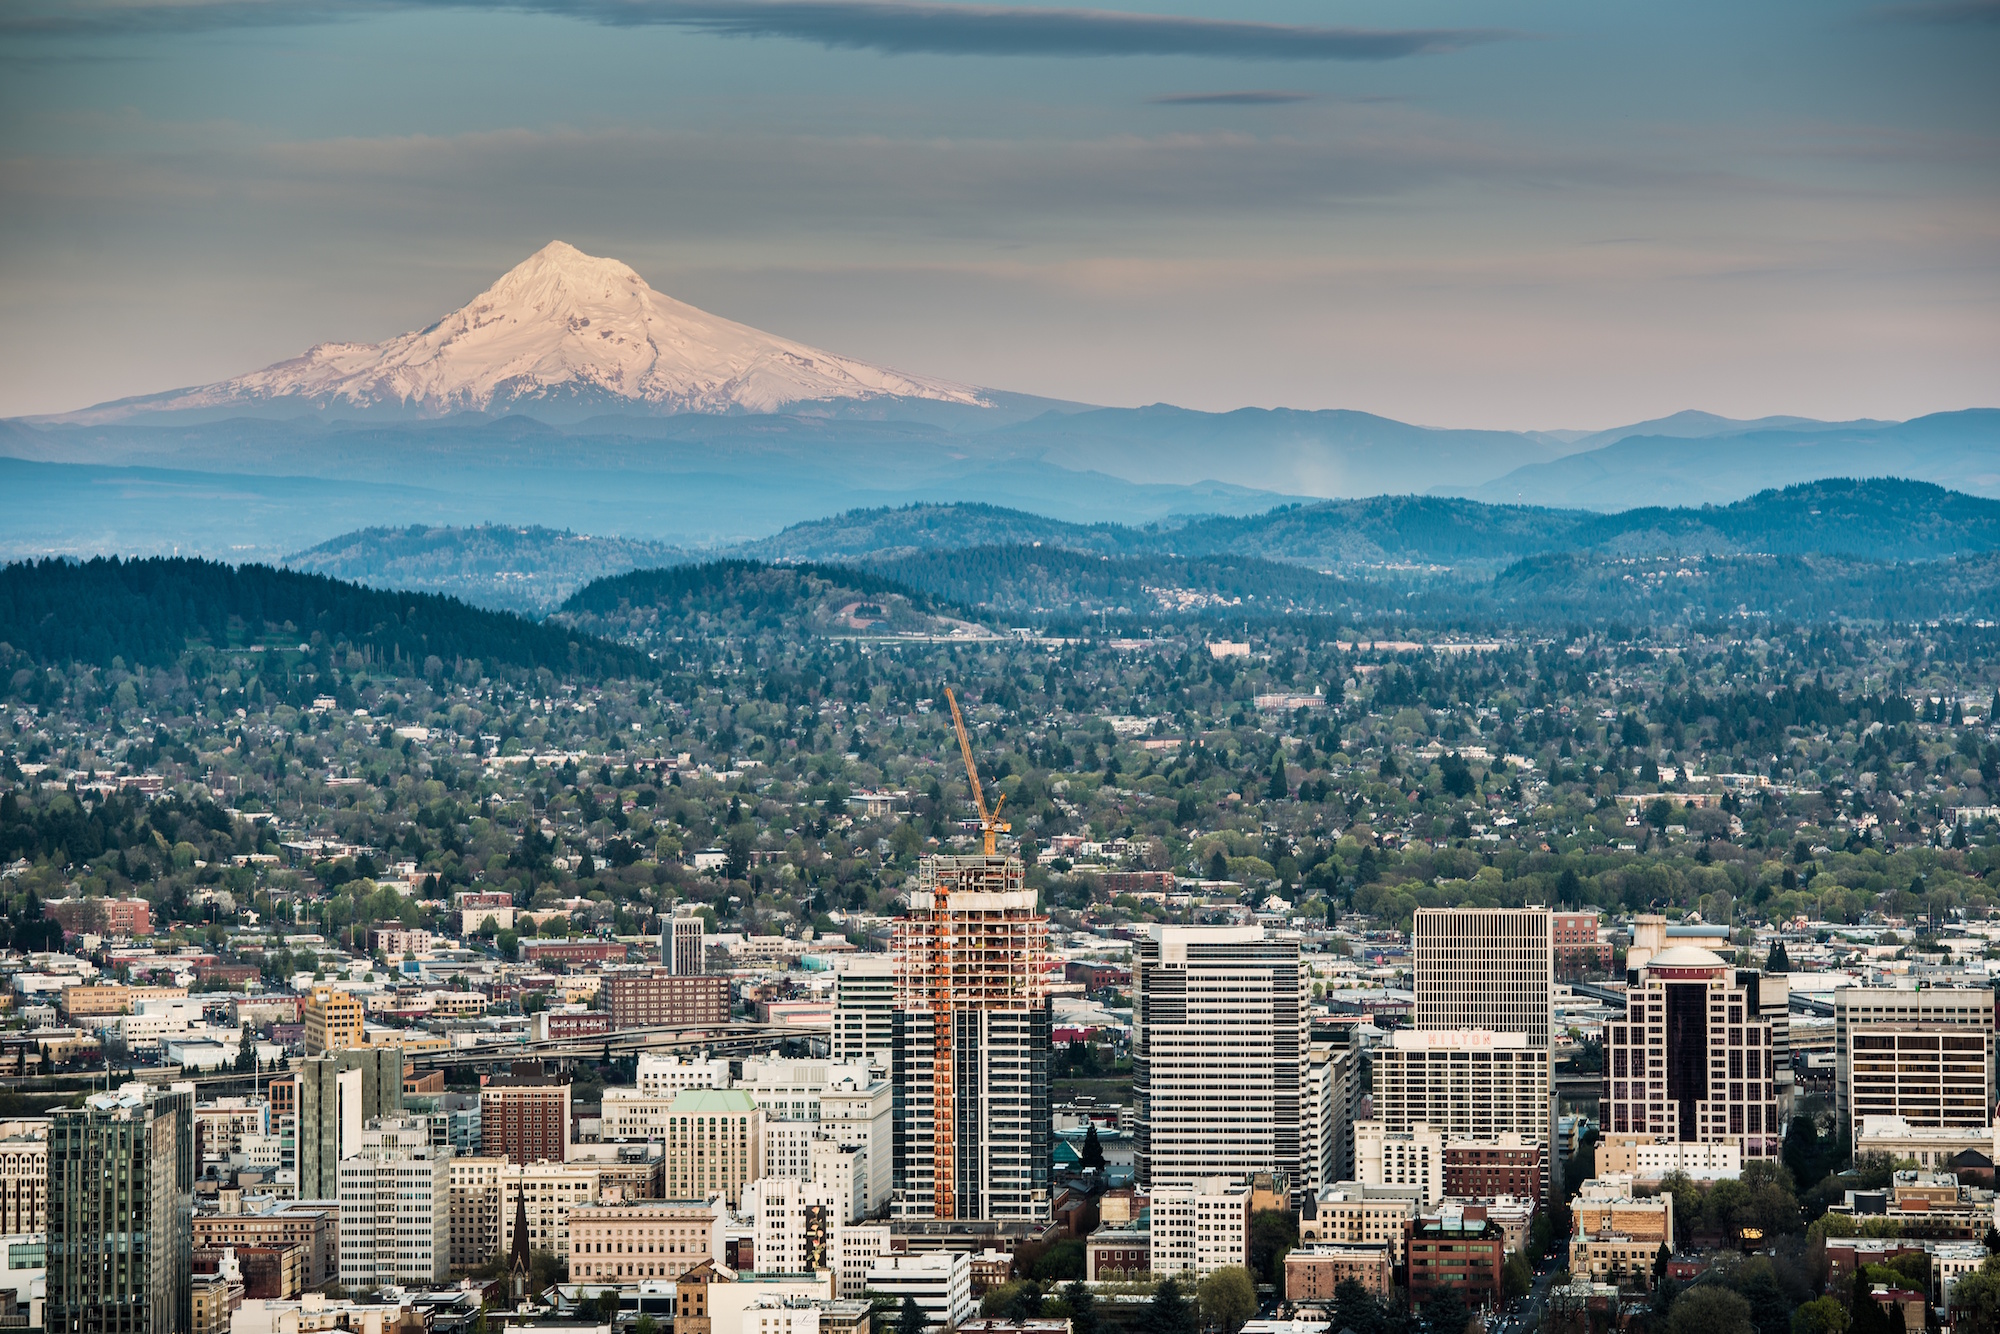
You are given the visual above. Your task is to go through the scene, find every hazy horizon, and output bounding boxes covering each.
[1,0,1994,430]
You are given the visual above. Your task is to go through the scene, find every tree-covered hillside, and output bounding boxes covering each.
[0,557,646,676]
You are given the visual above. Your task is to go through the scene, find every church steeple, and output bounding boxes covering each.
[509,1181,531,1301]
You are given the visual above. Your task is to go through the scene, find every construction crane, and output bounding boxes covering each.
[943,683,1010,855]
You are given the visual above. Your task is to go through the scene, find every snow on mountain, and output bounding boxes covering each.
[95,241,988,419]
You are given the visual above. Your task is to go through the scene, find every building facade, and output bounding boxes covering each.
[666,916,708,975]
[569,1199,719,1283]
[1412,908,1552,1047]
[337,1120,450,1288]
[1369,1031,1551,1165]
[1148,1177,1252,1280]
[1135,925,1306,1190]
[1285,1243,1393,1302]
[296,1047,404,1200]
[47,1085,194,1334]
[1604,946,1786,1159]
[605,973,732,1030]
[662,1089,764,1207]
[1442,1137,1546,1202]
[1834,988,1995,1146]
[447,1154,509,1270]
[481,1062,574,1166]
[890,855,1050,1223]
[831,960,896,1070]
[0,1120,47,1234]
[1355,1121,1444,1206]
[303,986,365,1055]
[1406,1206,1506,1309]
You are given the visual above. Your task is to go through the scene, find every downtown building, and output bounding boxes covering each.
[1134,924,1308,1189]
[296,1047,404,1200]
[886,854,1050,1222]
[47,1085,194,1334]
[337,1119,450,1288]
[1834,987,1994,1146]
[1404,907,1555,1199]
[1603,945,1788,1158]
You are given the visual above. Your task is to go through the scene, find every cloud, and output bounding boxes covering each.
[1149,91,1312,105]
[4,0,1514,60]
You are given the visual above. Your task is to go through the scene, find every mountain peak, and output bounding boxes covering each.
[71,241,988,422]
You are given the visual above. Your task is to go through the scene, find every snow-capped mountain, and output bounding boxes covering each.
[82,241,988,420]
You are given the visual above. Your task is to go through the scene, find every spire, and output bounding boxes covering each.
[509,1179,531,1300]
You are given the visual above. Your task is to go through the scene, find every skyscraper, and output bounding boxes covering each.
[1412,907,1553,1046]
[665,914,707,975]
[47,1084,194,1334]
[337,1118,450,1288]
[832,958,897,1070]
[296,1047,404,1200]
[1410,906,1554,1200]
[891,853,1050,1222]
[1134,924,1306,1189]
[1833,987,1992,1146]
[1603,945,1785,1157]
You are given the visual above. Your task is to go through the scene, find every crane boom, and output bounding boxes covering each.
[943,684,1010,855]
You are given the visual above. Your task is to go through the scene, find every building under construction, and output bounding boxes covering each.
[883,687,1051,1223]
[891,854,1051,1222]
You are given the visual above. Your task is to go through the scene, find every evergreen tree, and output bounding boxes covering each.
[1766,941,1792,973]
[1082,1123,1106,1171]
[897,1296,928,1334]
[1063,1284,1098,1334]
[1144,1277,1197,1334]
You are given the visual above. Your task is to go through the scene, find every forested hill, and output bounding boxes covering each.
[749,479,2000,568]
[558,560,958,639]
[288,524,690,614]
[0,557,647,676]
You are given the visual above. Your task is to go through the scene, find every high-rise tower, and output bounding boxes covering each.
[47,1085,194,1334]
[1134,924,1306,1189]
[891,853,1050,1222]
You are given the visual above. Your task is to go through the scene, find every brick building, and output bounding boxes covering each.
[480,1062,574,1165]
[192,1199,339,1288]
[1405,1205,1506,1309]
[1552,912,1610,978]
[604,972,731,1030]
[43,896,152,938]
[1285,1243,1394,1302]
[1443,1137,1545,1202]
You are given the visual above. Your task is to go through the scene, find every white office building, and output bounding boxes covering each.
[337,1119,450,1287]
[1413,907,1552,1048]
[831,960,896,1071]
[1134,925,1306,1188]
[1354,1120,1444,1206]
[1148,1176,1252,1280]
[865,1252,975,1331]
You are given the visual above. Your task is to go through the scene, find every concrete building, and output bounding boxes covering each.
[831,960,896,1071]
[498,1159,604,1261]
[1302,1044,1360,1191]
[1835,988,1995,1147]
[0,1119,48,1234]
[637,1054,733,1098]
[749,1176,843,1274]
[303,986,365,1056]
[891,854,1050,1223]
[336,1119,449,1288]
[1413,908,1552,1048]
[666,916,708,975]
[447,1154,510,1270]
[663,1089,764,1208]
[1852,1115,1996,1170]
[296,1048,404,1200]
[481,1061,573,1165]
[1299,1183,1423,1265]
[47,1085,193,1334]
[1285,1243,1393,1302]
[605,972,732,1030]
[1148,1177,1251,1280]
[865,1252,976,1331]
[192,1197,339,1288]
[1135,925,1306,1190]
[1595,1135,1740,1180]
[1369,1030,1551,1186]
[1355,1122,1443,1206]
[569,1199,719,1284]
[1605,947,1788,1159]
[1567,1177,1673,1292]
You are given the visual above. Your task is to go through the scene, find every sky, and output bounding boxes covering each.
[0,0,1995,428]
